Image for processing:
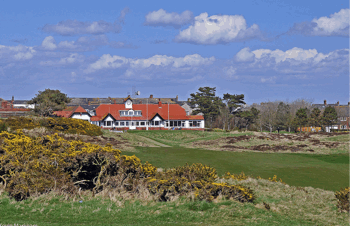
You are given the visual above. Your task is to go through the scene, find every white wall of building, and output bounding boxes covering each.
[71,113,91,122]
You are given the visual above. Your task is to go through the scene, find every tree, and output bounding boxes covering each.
[275,102,290,130]
[222,93,246,130]
[259,101,279,133]
[294,108,309,133]
[309,108,321,128]
[29,89,70,116]
[322,106,337,132]
[239,107,259,131]
[189,87,223,127]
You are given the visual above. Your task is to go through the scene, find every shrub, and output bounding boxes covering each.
[146,163,254,203]
[268,175,284,183]
[0,131,157,200]
[196,183,255,202]
[3,117,102,136]
[224,172,248,181]
[335,187,350,212]
[0,131,254,204]
[0,121,7,132]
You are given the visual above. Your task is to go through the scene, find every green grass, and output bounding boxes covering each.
[322,134,350,142]
[127,130,252,146]
[0,191,343,226]
[122,147,349,191]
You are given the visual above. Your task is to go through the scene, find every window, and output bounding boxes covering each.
[140,122,145,126]
[126,122,129,126]
[120,111,125,116]
[136,122,139,126]
[181,121,185,127]
[128,111,133,116]
[155,121,159,126]
[120,122,125,126]
[115,121,119,126]
[189,121,200,127]
[151,121,155,126]
[105,121,112,126]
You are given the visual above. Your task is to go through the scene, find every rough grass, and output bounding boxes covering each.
[321,134,350,142]
[185,132,350,155]
[0,179,347,226]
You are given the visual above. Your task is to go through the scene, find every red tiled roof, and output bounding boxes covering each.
[94,103,204,121]
[54,106,88,118]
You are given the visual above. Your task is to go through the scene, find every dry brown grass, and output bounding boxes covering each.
[219,177,349,225]
[186,132,349,154]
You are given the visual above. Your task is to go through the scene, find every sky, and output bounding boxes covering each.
[0,0,349,105]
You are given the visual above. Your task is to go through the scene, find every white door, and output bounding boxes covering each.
[129,121,136,130]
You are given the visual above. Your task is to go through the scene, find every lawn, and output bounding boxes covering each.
[1,180,347,226]
[126,130,249,146]
[122,147,349,191]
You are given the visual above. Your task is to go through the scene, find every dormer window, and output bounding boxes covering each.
[125,98,132,109]
[120,110,142,117]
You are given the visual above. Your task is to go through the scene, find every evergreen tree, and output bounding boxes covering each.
[294,108,309,133]
[29,89,70,116]
[322,106,338,132]
[189,87,223,126]
[309,108,321,127]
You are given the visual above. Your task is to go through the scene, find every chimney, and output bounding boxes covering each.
[150,94,153,99]
[176,95,178,102]
[348,102,350,106]
[337,101,339,106]
[158,100,162,108]
[324,100,327,105]
[12,96,14,102]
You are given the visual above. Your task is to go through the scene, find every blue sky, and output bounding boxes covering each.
[0,0,348,104]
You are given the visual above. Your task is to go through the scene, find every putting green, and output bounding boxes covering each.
[122,147,349,191]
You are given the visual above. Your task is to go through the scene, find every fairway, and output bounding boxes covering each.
[122,147,349,191]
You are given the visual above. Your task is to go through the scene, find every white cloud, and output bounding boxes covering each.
[260,76,277,83]
[41,36,57,50]
[85,54,215,73]
[145,9,193,28]
[40,53,84,66]
[42,20,121,36]
[175,13,262,44]
[235,47,255,62]
[0,44,36,61]
[288,8,349,37]
[85,54,129,73]
[235,47,329,63]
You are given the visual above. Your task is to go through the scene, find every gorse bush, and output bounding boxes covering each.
[4,117,102,136]
[147,163,255,202]
[224,172,248,181]
[0,131,255,203]
[0,120,7,132]
[0,131,153,200]
[335,187,349,212]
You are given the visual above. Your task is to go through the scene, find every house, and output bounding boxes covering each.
[312,100,350,132]
[54,106,91,122]
[0,97,30,118]
[55,97,205,130]
[67,95,200,117]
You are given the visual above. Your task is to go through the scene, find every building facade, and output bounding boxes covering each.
[55,97,205,130]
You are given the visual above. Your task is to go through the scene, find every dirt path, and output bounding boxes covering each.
[135,135,171,147]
